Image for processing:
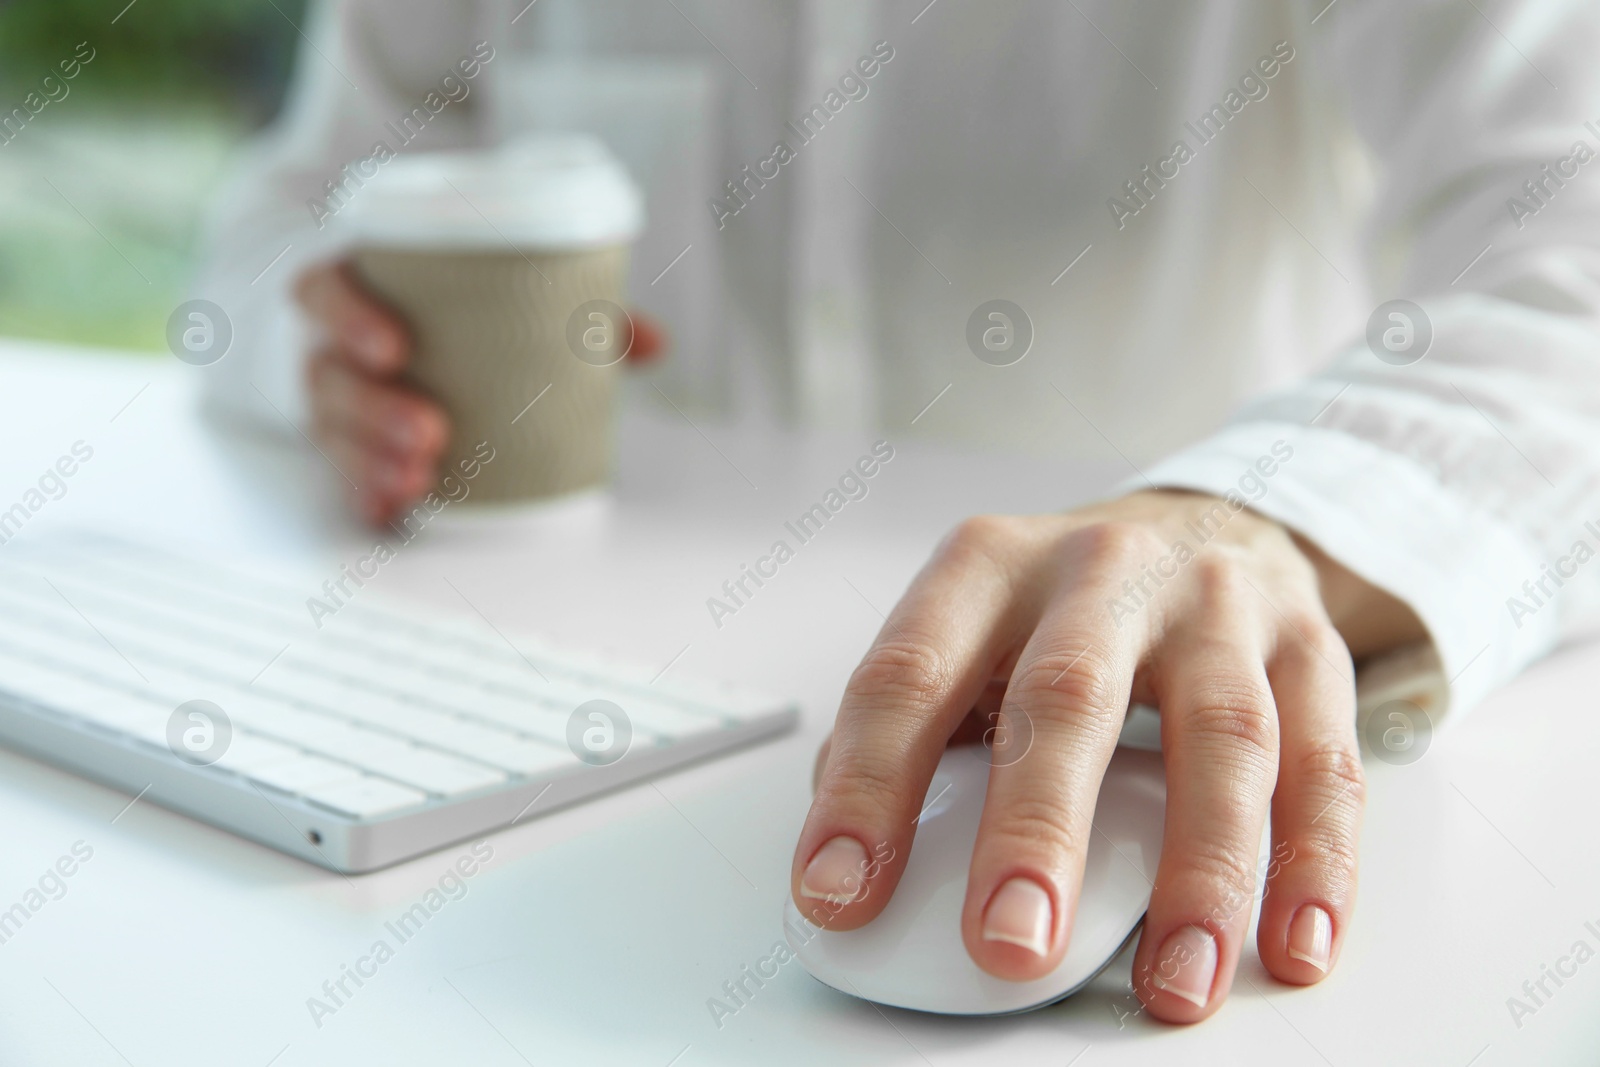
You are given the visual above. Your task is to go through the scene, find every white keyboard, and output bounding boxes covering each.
[0,532,796,872]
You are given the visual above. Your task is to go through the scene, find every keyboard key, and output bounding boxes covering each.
[446,693,577,746]
[352,746,505,796]
[0,662,164,734]
[249,756,362,795]
[212,732,301,773]
[273,672,376,714]
[0,657,104,708]
[312,690,420,731]
[535,683,724,740]
[304,776,429,818]
[221,695,342,741]
[392,715,580,776]
[274,720,506,796]
[390,670,509,710]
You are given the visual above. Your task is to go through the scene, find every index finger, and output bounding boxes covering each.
[790,518,1045,930]
[961,524,1154,980]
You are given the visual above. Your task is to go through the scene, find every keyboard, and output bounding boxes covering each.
[0,532,796,872]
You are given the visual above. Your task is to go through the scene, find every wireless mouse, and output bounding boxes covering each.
[784,739,1166,1015]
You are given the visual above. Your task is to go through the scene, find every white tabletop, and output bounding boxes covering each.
[0,338,1594,1066]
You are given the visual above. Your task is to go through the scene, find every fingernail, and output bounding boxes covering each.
[1151,925,1217,1008]
[981,877,1054,956]
[800,836,870,904]
[1287,905,1333,972]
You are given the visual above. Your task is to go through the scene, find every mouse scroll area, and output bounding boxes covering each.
[784,743,1166,1016]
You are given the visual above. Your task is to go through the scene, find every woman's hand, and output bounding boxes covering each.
[297,261,446,525]
[789,489,1424,1023]
[295,259,664,525]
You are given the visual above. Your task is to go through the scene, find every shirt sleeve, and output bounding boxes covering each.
[1133,0,1600,719]
[192,0,487,434]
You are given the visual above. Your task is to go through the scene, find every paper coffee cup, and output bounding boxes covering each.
[339,136,643,503]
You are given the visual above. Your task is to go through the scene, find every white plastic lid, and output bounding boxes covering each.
[336,135,643,251]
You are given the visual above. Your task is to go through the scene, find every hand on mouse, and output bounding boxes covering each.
[790,489,1425,1023]
[296,259,664,525]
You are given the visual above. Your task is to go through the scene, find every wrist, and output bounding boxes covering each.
[1291,531,1427,662]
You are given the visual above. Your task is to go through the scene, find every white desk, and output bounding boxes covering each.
[0,338,1594,1066]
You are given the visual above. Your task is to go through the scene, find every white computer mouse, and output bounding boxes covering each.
[784,737,1166,1015]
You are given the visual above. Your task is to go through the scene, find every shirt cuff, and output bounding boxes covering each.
[195,244,325,438]
[1120,421,1557,719]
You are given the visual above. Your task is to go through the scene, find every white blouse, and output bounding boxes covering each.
[195,0,1600,720]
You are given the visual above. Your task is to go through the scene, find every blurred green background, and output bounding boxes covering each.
[0,0,306,350]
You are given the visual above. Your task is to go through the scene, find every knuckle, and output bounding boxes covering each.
[1174,836,1264,906]
[1280,618,1353,672]
[1272,746,1366,877]
[1064,520,1165,571]
[1184,694,1279,766]
[988,793,1083,853]
[1292,743,1367,815]
[1289,821,1361,875]
[1013,649,1122,726]
[821,745,910,812]
[1189,551,1249,608]
[847,637,955,711]
[1277,606,1330,641]
[938,515,1022,569]
[949,514,1017,546]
